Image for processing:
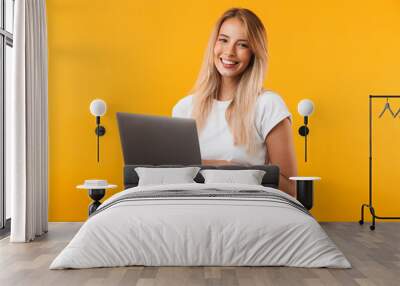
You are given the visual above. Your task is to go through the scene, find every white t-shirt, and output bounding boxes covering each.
[172,91,292,165]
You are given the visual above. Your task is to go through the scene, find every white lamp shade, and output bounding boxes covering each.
[297,99,314,116]
[90,99,107,116]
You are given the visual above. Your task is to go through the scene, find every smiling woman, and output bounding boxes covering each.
[213,18,253,81]
[172,8,297,197]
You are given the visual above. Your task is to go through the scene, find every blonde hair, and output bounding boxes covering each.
[190,7,268,154]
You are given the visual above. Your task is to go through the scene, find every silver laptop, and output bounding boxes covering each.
[116,112,202,165]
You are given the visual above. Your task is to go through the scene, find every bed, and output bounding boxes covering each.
[50,165,351,269]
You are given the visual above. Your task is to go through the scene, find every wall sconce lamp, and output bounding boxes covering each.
[89,99,107,162]
[297,99,315,162]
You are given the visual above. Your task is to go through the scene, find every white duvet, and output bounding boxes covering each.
[50,183,351,269]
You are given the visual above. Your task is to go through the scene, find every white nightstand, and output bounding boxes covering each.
[77,180,117,215]
[289,177,321,210]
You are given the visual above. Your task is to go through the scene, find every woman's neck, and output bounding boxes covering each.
[218,76,239,101]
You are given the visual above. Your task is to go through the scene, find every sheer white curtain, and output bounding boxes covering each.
[8,0,48,242]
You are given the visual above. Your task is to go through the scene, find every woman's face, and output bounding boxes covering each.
[214,17,253,80]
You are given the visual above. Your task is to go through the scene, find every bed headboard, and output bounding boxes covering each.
[124,165,280,189]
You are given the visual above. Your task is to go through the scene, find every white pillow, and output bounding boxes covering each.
[135,167,201,186]
[200,169,266,185]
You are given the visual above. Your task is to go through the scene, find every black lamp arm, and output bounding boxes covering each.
[298,116,310,162]
[94,116,106,162]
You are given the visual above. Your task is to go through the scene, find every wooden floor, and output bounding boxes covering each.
[0,222,399,286]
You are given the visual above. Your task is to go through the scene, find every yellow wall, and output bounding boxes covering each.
[47,0,400,221]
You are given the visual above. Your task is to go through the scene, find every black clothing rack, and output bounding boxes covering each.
[359,95,400,230]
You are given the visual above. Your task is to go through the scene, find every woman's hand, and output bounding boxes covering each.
[201,160,246,166]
